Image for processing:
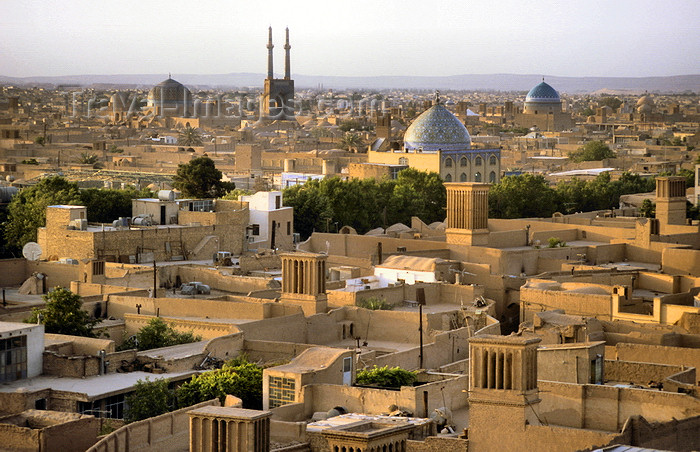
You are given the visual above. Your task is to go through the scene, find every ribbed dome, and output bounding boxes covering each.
[403,104,471,151]
[147,77,191,104]
[525,81,561,103]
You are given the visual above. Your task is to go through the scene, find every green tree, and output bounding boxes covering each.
[388,168,446,226]
[3,176,82,252]
[340,132,365,152]
[177,125,203,146]
[489,174,558,219]
[339,119,365,132]
[119,317,201,351]
[283,180,333,239]
[77,152,99,165]
[640,199,655,218]
[34,136,46,147]
[569,141,616,162]
[124,378,174,423]
[356,366,417,388]
[26,287,97,337]
[172,156,234,198]
[176,357,263,409]
[80,187,153,223]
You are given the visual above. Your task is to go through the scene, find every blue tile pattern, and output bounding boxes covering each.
[525,81,560,103]
[404,104,471,151]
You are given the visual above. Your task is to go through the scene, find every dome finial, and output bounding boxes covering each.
[168,72,171,79]
[435,90,440,105]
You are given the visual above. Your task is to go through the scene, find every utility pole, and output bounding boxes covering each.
[152,260,157,299]
[417,288,426,369]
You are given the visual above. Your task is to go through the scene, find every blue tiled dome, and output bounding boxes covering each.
[404,104,471,151]
[525,81,560,103]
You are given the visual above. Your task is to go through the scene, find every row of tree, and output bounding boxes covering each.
[282,168,446,239]
[2,177,153,255]
[489,172,657,218]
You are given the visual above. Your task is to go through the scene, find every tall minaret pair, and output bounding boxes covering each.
[266,26,291,80]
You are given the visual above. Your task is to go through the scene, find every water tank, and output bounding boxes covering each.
[158,190,176,201]
[0,186,19,203]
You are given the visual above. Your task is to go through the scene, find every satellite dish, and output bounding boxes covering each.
[22,242,43,261]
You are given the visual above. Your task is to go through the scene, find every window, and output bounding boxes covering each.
[475,156,482,166]
[399,157,408,165]
[287,221,291,235]
[489,171,496,183]
[104,394,126,419]
[0,335,27,383]
[444,174,452,182]
[460,173,467,182]
[460,157,468,167]
[275,195,281,209]
[489,155,497,165]
[268,376,296,408]
[475,172,482,182]
[444,157,453,168]
[92,261,105,276]
[251,224,260,236]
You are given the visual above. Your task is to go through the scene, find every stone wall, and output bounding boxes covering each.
[86,399,219,452]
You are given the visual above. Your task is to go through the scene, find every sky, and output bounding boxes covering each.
[1,0,699,78]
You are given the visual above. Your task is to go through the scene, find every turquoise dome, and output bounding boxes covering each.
[404,104,471,151]
[525,81,560,103]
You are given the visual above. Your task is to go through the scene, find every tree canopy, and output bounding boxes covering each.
[356,366,417,388]
[172,156,234,198]
[176,356,263,409]
[3,176,82,253]
[177,125,203,146]
[26,287,97,337]
[80,186,153,223]
[283,168,445,239]
[489,174,558,219]
[124,378,174,423]
[569,141,616,162]
[119,317,201,351]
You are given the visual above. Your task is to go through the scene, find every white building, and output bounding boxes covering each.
[240,191,295,251]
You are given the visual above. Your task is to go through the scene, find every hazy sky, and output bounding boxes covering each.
[1,0,699,78]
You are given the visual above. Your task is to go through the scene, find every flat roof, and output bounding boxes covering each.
[0,370,197,399]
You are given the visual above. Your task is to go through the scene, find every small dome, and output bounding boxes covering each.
[525,81,561,103]
[636,95,654,107]
[404,104,471,151]
[147,77,191,104]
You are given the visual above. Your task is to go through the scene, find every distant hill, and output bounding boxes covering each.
[1,72,698,93]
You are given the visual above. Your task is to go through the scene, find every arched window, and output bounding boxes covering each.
[444,157,453,168]
[475,172,482,182]
[460,172,467,182]
[489,155,497,165]
[460,157,468,167]
[444,174,452,182]
[475,156,482,166]
[489,171,496,183]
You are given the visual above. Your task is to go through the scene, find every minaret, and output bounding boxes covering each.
[284,27,291,80]
[267,26,274,79]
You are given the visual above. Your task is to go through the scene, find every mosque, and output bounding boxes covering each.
[368,93,501,183]
[513,79,574,131]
